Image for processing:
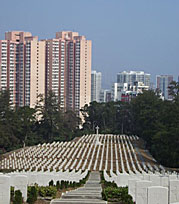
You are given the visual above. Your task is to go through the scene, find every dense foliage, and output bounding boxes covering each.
[27,186,38,204]
[100,171,133,203]
[0,90,81,154]
[102,187,133,203]
[82,82,179,168]
[13,190,23,204]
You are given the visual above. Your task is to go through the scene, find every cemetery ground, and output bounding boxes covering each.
[0,134,179,204]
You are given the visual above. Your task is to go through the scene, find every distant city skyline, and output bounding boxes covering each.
[0,0,179,88]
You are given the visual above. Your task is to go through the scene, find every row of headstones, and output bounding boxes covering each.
[0,135,89,170]
[0,135,97,171]
[0,134,163,174]
[104,170,179,204]
[121,135,165,173]
[0,134,163,173]
[0,169,88,204]
[0,134,154,173]
[0,134,103,171]
[128,179,179,204]
[93,134,137,172]
[1,135,89,162]
[104,134,160,174]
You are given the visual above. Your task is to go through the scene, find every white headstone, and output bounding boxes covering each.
[128,179,140,201]
[135,180,152,204]
[13,175,28,201]
[147,186,168,204]
[116,173,130,187]
[149,174,161,186]
[0,175,10,204]
[160,176,169,188]
[169,180,179,203]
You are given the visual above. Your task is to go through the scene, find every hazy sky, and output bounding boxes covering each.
[0,0,179,88]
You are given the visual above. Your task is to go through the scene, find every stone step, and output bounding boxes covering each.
[62,194,102,199]
[77,187,102,190]
[77,187,102,189]
[72,192,102,195]
[50,172,105,204]
[86,181,100,183]
[67,190,101,194]
[74,190,102,193]
[85,184,100,187]
[51,199,106,204]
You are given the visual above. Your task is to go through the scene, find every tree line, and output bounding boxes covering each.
[0,90,81,154]
[81,81,179,168]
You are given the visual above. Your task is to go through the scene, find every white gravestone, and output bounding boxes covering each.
[169,180,179,203]
[149,174,161,186]
[116,173,130,187]
[128,179,140,202]
[147,186,168,204]
[95,126,102,145]
[160,176,169,188]
[0,175,10,204]
[135,180,152,204]
[13,175,28,202]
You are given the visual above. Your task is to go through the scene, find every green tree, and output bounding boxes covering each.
[0,90,19,152]
[36,91,61,141]
[15,106,36,147]
[36,90,80,142]
[168,81,179,101]
[131,90,162,147]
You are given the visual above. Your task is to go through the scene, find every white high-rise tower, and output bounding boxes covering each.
[91,70,102,102]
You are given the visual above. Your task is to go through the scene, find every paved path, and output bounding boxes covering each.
[50,171,106,204]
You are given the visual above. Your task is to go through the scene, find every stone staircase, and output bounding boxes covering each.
[50,171,106,204]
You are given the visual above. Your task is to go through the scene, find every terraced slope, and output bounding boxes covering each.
[0,134,164,173]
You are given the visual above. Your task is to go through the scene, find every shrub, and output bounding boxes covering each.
[61,180,65,189]
[14,190,23,204]
[10,186,14,202]
[64,181,68,188]
[38,186,57,198]
[72,181,76,188]
[27,186,37,204]
[69,181,72,187]
[56,180,60,190]
[49,180,54,186]
[102,186,133,204]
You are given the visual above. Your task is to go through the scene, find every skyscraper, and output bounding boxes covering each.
[0,31,45,108]
[117,71,151,86]
[45,31,92,112]
[0,31,91,112]
[156,75,173,100]
[91,70,101,102]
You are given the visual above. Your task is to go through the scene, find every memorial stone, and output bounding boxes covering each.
[147,186,168,204]
[135,180,152,204]
[0,175,10,204]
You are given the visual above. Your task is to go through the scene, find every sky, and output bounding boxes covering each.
[0,0,179,88]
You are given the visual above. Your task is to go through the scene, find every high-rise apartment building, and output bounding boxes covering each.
[117,71,151,87]
[156,75,173,100]
[112,71,151,102]
[0,31,91,112]
[0,31,45,108]
[91,70,101,102]
[45,31,92,112]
